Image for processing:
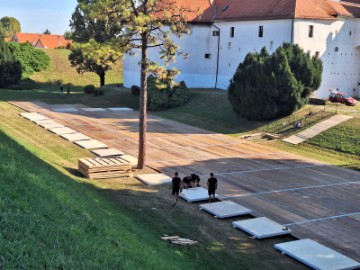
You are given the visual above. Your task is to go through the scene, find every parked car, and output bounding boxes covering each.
[328,92,357,106]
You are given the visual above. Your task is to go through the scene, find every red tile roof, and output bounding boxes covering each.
[173,0,360,23]
[9,33,72,49]
[34,35,72,49]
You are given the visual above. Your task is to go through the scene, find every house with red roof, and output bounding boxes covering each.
[123,0,360,99]
[10,33,72,49]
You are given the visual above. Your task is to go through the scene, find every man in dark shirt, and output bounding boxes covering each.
[207,172,218,202]
[170,172,182,206]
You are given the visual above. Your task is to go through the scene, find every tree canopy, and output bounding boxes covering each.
[228,43,323,120]
[0,36,22,87]
[0,17,21,38]
[69,39,121,86]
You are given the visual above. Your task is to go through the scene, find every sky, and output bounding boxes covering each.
[0,0,78,35]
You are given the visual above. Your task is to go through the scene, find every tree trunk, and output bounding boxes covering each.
[99,71,105,87]
[137,33,148,169]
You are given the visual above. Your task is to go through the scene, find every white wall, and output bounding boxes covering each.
[294,18,360,98]
[123,24,218,88]
[214,19,293,89]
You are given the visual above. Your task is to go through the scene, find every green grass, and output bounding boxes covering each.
[0,102,305,269]
[30,49,123,87]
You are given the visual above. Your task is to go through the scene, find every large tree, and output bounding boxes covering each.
[69,3,124,87]
[82,0,193,169]
[0,17,21,38]
[69,39,121,86]
[228,43,323,120]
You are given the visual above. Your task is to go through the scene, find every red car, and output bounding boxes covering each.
[328,92,357,106]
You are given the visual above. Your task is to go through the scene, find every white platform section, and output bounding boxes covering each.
[136,173,172,185]
[91,148,124,157]
[74,139,108,149]
[60,133,91,142]
[81,108,106,112]
[120,155,138,167]
[232,217,291,239]
[274,239,360,270]
[199,200,252,218]
[33,119,55,125]
[39,122,65,130]
[20,112,49,121]
[180,187,220,203]
[108,107,133,111]
[52,108,78,112]
[49,127,77,135]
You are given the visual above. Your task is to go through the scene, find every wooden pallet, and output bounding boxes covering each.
[78,157,132,179]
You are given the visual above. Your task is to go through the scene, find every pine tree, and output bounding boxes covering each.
[228,43,322,120]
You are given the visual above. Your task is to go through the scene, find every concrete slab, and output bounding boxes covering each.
[60,133,91,142]
[136,173,172,185]
[33,119,55,125]
[274,239,360,270]
[39,122,65,130]
[81,108,106,112]
[74,139,108,150]
[20,112,49,121]
[52,108,78,112]
[232,217,291,239]
[91,148,124,157]
[199,200,252,218]
[49,127,77,135]
[180,187,220,203]
[108,107,133,111]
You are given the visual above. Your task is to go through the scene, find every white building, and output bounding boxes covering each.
[123,0,360,99]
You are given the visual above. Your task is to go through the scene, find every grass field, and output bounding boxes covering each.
[0,102,306,269]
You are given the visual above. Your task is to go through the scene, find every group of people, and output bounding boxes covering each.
[169,172,218,206]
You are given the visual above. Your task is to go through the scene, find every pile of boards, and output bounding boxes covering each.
[161,235,198,245]
[78,157,132,179]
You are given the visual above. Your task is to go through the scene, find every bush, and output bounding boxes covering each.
[83,84,95,94]
[8,42,50,79]
[131,85,140,96]
[0,37,22,87]
[168,81,191,108]
[7,79,38,90]
[228,43,322,120]
[146,75,190,111]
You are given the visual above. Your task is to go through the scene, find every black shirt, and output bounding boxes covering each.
[172,177,181,188]
[208,177,217,189]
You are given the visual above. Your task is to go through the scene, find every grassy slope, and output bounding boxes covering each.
[30,49,123,87]
[0,102,305,269]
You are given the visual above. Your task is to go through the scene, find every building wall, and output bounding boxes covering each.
[294,18,360,98]
[214,19,293,89]
[123,17,360,99]
[123,24,218,88]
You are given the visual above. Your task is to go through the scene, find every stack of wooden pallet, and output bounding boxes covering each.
[78,157,132,179]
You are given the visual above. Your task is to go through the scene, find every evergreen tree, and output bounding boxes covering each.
[0,36,22,87]
[228,43,322,120]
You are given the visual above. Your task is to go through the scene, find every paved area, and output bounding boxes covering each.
[11,101,360,262]
[283,114,353,144]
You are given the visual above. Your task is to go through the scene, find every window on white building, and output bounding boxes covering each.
[230,27,234,38]
[315,51,320,58]
[205,53,211,59]
[259,26,263,38]
[349,31,352,36]
[335,47,339,52]
[309,25,314,38]
[270,41,274,51]
[212,30,219,36]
